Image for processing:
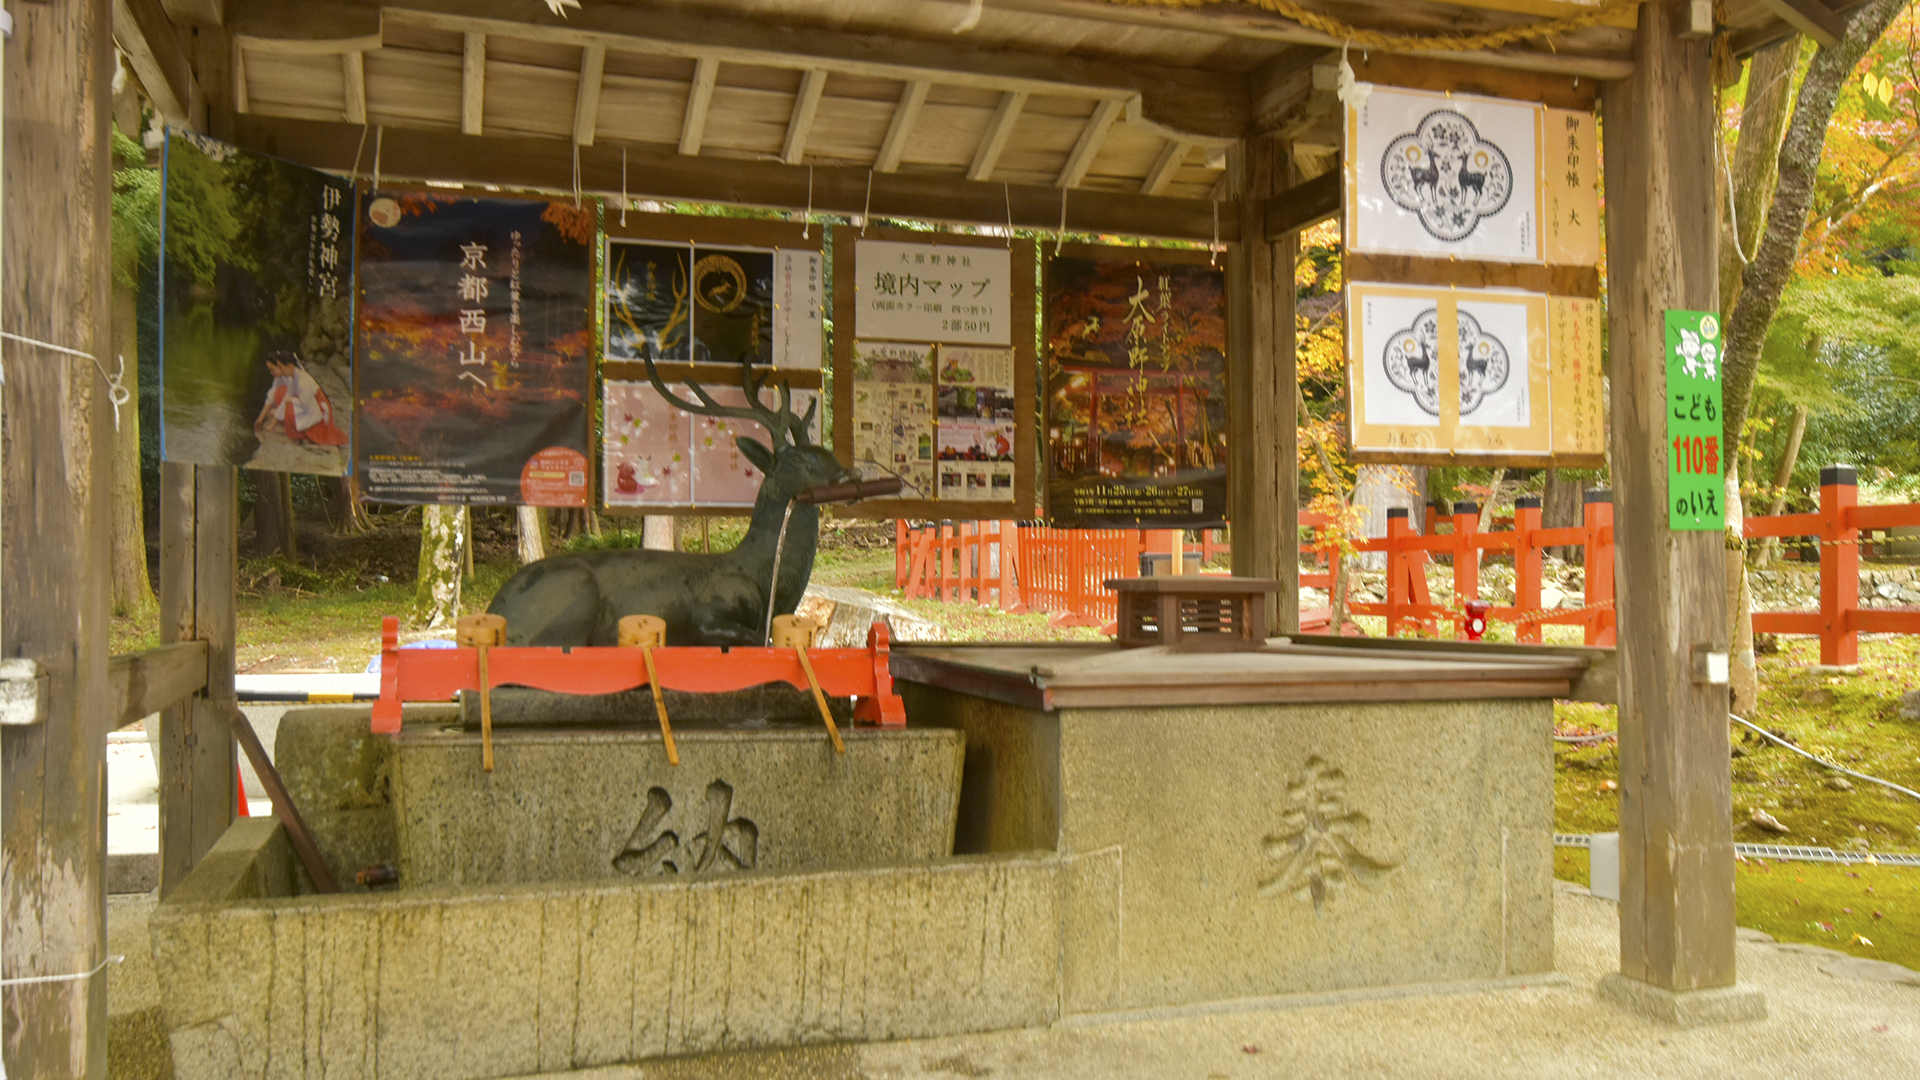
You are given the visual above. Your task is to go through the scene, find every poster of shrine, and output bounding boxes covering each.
[1346,84,1545,264]
[1043,245,1228,528]
[602,378,820,508]
[158,131,356,475]
[355,191,595,505]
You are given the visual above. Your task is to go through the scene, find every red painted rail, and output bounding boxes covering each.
[370,616,905,732]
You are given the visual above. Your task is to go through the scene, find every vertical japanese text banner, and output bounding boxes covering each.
[356,192,596,505]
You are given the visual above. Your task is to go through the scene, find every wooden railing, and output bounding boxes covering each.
[894,474,1920,657]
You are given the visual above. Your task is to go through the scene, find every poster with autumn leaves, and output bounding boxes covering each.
[1044,248,1229,527]
[355,192,595,505]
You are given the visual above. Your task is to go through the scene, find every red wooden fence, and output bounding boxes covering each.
[894,471,1920,657]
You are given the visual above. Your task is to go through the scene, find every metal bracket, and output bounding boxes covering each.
[1691,645,1730,686]
[0,659,49,726]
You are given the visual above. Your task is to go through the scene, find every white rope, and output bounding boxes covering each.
[1054,186,1067,257]
[619,146,628,227]
[1002,181,1013,247]
[0,332,130,431]
[349,123,371,188]
[372,125,384,191]
[1210,197,1221,268]
[1731,713,1920,802]
[953,0,984,34]
[861,169,874,236]
[0,954,122,988]
[801,164,813,239]
[572,141,582,208]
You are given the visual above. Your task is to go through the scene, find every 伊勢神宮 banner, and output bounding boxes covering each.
[355,192,595,505]
[1043,246,1228,528]
[159,131,356,476]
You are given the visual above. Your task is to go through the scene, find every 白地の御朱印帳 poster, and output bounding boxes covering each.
[355,192,596,505]
[1044,249,1228,527]
[159,131,356,475]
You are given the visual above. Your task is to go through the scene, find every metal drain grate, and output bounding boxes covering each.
[1555,833,1920,867]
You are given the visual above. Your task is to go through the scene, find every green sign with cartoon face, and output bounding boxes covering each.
[1666,309,1724,531]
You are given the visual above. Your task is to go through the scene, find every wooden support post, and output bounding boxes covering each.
[1598,0,1759,1021]
[157,463,239,896]
[1226,134,1299,633]
[1584,490,1617,647]
[1513,496,1544,644]
[1,0,116,1072]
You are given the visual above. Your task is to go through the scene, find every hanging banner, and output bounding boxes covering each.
[1346,281,1553,461]
[604,241,821,367]
[1043,247,1228,528]
[356,191,595,505]
[1347,84,1544,264]
[159,131,355,475]
[1666,310,1725,531]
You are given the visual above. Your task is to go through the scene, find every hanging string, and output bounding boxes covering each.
[861,169,874,236]
[1053,186,1067,257]
[372,125,384,191]
[1002,181,1013,248]
[572,141,582,208]
[349,123,371,188]
[0,954,122,988]
[801,164,814,240]
[1210,198,1221,268]
[620,146,628,227]
[0,331,132,431]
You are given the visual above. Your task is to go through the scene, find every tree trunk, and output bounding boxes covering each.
[516,505,548,564]
[1543,468,1581,561]
[334,474,372,534]
[414,504,468,629]
[1718,37,1799,319]
[109,74,154,617]
[247,470,297,559]
[1726,463,1759,714]
[1756,403,1809,565]
[643,514,675,551]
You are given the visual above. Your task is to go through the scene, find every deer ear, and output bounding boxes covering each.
[736,436,776,474]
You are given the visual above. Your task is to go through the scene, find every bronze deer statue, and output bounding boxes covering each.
[487,361,896,647]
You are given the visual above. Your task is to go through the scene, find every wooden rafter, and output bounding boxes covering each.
[680,56,718,156]
[1752,0,1844,48]
[969,91,1027,183]
[342,50,368,125]
[875,79,930,174]
[1141,138,1190,197]
[783,69,827,166]
[115,0,198,126]
[1056,97,1124,188]
[462,31,486,135]
[573,43,606,146]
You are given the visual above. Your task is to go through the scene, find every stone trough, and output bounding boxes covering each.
[150,638,1583,1079]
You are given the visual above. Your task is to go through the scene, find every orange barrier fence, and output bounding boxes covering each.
[894,471,1920,654]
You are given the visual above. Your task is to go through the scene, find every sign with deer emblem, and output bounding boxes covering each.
[355,190,595,505]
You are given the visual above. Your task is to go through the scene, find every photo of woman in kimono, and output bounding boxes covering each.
[253,350,348,447]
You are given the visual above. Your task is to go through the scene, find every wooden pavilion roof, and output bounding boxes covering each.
[120,1,1847,238]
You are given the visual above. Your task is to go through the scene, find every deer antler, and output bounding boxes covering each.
[641,352,812,447]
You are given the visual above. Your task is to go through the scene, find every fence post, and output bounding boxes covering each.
[1584,490,1616,647]
[936,520,954,602]
[1453,501,1481,629]
[1513,496,1544,643]
[1820,465,1859,666]
[896,520,909,588]
[1385,508,1411,636]
[999,521,1024,613]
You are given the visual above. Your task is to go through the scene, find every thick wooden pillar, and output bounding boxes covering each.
[1227,134,1299,631]
[1598,0,1759,1022]
[157,462,238,896]
[1,0,117,1074]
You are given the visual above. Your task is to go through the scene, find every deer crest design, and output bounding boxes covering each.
[488,360,890,647]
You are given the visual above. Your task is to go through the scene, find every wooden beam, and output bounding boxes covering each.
[159,0,221,26]
[1141,138,1190,196]
[1343,50,1599,111]
[107,641,210,732]
[1752,0,1845,48]
[1056,97,1124,188]
[680,56,718,156]
[462,31,486,135]
[875,78,930,174]
[157,463,238,898]
[573,42,606,146]
[1345,253,1602,297]
[1597,0,1744,1006]
[969,90,1028,182]
[114,0,197,126]
[783,68,827,166]
[1,0,116,1072]
[231,31,249,115]
[235,113,1230,240]
[233,32,385,57]
[341,49,367,125]
[1264,170,1340,238]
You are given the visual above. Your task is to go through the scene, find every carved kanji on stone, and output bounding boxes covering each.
[613,779,758,876]
[1258,757,1400,914]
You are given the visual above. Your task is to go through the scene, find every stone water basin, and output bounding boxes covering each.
[150,706,1063,1080]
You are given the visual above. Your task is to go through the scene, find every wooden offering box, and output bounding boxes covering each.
[1107,576,1278,650]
